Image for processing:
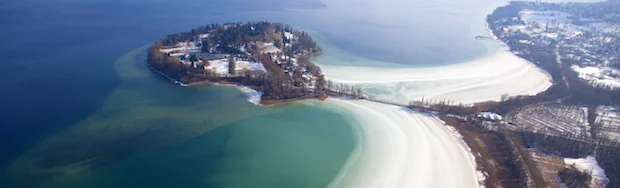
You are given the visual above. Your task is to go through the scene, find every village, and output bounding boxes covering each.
[485,1,620,141]
[490,1,620,89]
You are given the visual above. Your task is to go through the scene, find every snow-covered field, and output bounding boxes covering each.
[521,8,616,31]
[205,59,230,75]
[509,103,590,136]
[595,106,620,139]
[571,65,620,88]
[258,42,281,54]
[314,99,479,188]
[205,59,266,75]
[518,7,618,38]
[318,49,552,105]
[521,9,572,25]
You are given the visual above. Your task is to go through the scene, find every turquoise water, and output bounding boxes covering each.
[46,104,355,188]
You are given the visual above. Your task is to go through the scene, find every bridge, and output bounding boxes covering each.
[362,98,409,108]
[327,91,409,108]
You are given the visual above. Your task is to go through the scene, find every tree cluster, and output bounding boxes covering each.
[558,166,591,188]
[257,54,284,74]
[517,131,620,187]
[147,41,185,80]
[325,80,364,98]
[261,74,313,100]
[407,98,478,116]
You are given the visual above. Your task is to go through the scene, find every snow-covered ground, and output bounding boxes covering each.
[515,8,618,41]
[522,0,605,2]
[315,99,479,188]
[160,47,185,54]
[205,58,266,75]
[160,42,201,54]
[571,65,620,88]
[258,42,281,54]
[595,106,620,139]
[318,49,552,105]
[521,8,616,31]
[510,103,590,136]
[521,9,572,25]
[564,156,609,187]
[236,60,266,73]
[205,59,230,75]
[284,32,295,40]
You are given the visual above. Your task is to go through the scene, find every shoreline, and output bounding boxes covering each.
[316,21,553,105]
[260,95,327,106]
[145,17,546,188]
[439,117,487,187]
[314,14,555,188]
[144,22,499,188]
[320,98,480,188]
[147,62,188,86]
[195,79,327,106]
[148,67,327,106]
[440,116,514,187]
[319,49,553,105]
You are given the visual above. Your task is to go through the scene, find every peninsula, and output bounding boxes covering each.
[147,22,335,105]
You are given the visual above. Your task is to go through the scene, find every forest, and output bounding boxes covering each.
[518,131,620,187]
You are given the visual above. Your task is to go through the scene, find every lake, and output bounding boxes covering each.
[1,0,512,187]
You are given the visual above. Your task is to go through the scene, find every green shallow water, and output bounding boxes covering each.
[45,104,355,188]
[6,46,355,188]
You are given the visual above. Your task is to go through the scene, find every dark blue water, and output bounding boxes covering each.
[0,0,321,170]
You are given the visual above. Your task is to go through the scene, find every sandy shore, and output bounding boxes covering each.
[318,48,553,105]
[312,46,550,187]
[316,98,479,188]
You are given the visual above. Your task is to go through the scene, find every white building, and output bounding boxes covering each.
[478,112,503,121]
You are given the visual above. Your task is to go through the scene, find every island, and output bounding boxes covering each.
[147,22,357,105]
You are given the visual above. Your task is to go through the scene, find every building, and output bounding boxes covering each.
[201,53,228,61]
[478,112,503,121]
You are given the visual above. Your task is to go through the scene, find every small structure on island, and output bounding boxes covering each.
[478,112,503,121]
